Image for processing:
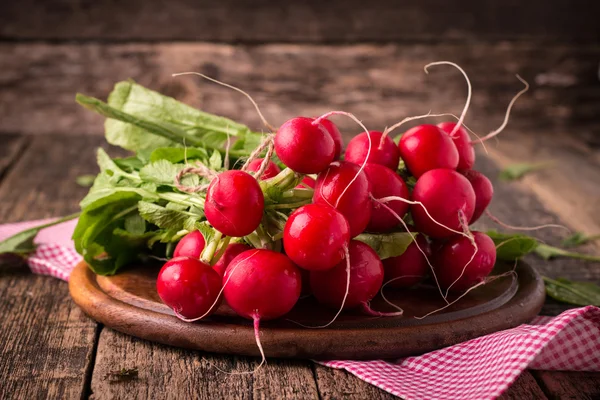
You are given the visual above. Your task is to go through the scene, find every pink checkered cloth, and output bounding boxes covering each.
[1,218,599,400]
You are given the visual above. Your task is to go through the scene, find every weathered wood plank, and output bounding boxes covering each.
[313,362,548,399]
[499,371,548,400]
[473,154,600,312]
[90,328,319,399]
[0,42,598,139]
[1,0,598,42]
[533,370,600,400]
[0,135,106,399]
[0,134,27,181]
[313,364,396,399]
[487,135,600,246]
[0,135,112,222]
[314,365,550,399]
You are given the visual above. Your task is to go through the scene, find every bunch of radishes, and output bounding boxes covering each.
[154,64,529,361]
[156,110,500,325]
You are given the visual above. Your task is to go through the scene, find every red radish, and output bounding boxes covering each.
[383,235,430,288]
[156,257,222,319]
[433,231,496,291]
[411,169,475,238]
[437,122,475,171]
[205,170,264,237]
[223,250,302,320]
[275,117,335,174]
[462,170,493,223]
[363,164,410,232]
[173,230,206,259]
[345,131,400,171]
[398,124,459,178]
[319,118,344,160]
[313,161,372,237]
[212,243,251,277]
[310,240,383,310]
[246,158,281,180]
[296,176,316,189]
[283,204,350,271]
[223,249,302,365]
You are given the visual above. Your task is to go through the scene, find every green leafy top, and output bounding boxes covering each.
[0,214,80,255]
[486,230,538,261]
[76,81,266,160]
[499,162,553,181]
[543,277,600,306]
[102,81,253,152]
[562,232,600,248]
[356,232,415,260]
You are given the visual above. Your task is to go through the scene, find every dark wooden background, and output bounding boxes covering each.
[1,0,599,253]
[0,1,599,399]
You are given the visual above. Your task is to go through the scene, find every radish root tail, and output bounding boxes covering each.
[174,250,260,323]
[286,245,351,329]
[371,196,449,304]
[485,210,570,233]
[313,111,371,209]
[361,301,404,317]
[379,275,424,313]
[376,196,473,239]
[252,316,267,371]
[415,270,517,320]
[443,210,478,297]
[203,315,267,375]
[471,75,529,144]
[172,71,276,132]
[382,111,432,139]
[382,111,489,155]
[424,61,472,137]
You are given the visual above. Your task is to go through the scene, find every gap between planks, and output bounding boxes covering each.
[0,134,29,187]
[0,135,111,399]
[81,324,103,400]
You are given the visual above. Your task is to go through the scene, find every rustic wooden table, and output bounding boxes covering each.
[1,1,600,397]
[1,133,599,398]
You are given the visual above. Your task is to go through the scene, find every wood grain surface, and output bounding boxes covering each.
[313,365,396,399]
[1,42,598,138]
[1,0,598,42]
[1,89,599,398]
[533,370,600,400]
[91,329,320,400]
[0,134,27,180]
[0,136,102,399]
[498,371,549,400]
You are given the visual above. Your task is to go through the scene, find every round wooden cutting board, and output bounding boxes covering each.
[69,261,545,360]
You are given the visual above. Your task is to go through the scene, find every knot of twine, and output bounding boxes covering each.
[174,161,218,193]
[241,134,276,180]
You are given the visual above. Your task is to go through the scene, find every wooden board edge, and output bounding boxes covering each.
[69,261,545,360]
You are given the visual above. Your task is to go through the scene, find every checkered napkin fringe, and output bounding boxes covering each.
[1,218,599,400]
